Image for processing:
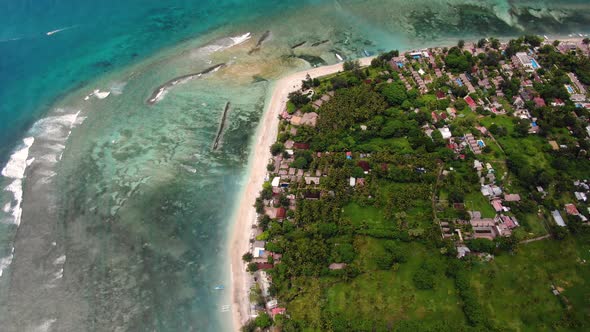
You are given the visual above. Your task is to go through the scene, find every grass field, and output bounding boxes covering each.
[468,237,590,331]
[287,199,590,331]
[325,241,465,330]
[465,191,496,218]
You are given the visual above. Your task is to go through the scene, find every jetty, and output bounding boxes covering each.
[212,102,231,150]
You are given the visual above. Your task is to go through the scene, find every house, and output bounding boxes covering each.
[257,263,274,270]
[436,91,446,100]
[464,96,477,110]
[300,112,319,127]
[266,299,278,310]
[349,177,356,187]
[501,215,518,229]
[514,52,539,71]
[439,127,452,140]
[457,246,471,258]
[552,99,565,107]
[513,96,525,108]
[293,142,310,150]
[474,160,483,172]
[304,176,320,185]
[431,111,439,123]
[491,199,503,212]
[533,97,546,108]
[549,141,559,150]
[253,241,266,258]
[551,210,566,227]
[275,207,286,219]
[446,107,457,118]
[575,192,587,202]
[271,307,287,318]
[329,263,347,270]
[504,194,521,202]
[565,203,580,215]
[290,115,302,126]
[271,177,281,187]
[357,160,370,172]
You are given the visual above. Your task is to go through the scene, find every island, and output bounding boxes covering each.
[233,35,590,331]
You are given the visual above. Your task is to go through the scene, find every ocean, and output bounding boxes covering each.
[0,1,589,331]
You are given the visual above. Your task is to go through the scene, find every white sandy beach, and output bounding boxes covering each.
[229,57,374,330]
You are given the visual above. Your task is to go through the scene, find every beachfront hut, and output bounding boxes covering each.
[253,241,266,258]
[271,177,280,187]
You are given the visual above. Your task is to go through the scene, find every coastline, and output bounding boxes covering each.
[229,57,374,331]
[227,33,590,331]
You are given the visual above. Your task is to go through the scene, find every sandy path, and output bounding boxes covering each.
[229,57,373,331]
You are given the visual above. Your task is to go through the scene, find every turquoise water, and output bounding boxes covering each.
[1,1,590,331]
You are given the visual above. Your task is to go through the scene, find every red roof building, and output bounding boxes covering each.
[271,308,287,317]
[552,98,565,107]
[491,199,503,212]
[504,194,521,202]
[276,207,286,219]
[464,96,477,109]
[431,111,439,123]
[436,91,446,100]
[293,142,310,150]
[565,203,580,215]
[501,215,517,229]
[257,263,274,270]
[357,160,370,172]
[533,97,546,108]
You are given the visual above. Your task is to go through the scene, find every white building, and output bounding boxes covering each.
[439,127,452,140]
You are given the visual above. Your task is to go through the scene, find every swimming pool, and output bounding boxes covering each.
[566,85,574,94]
[456,78,463,86]
[531,58,540,69]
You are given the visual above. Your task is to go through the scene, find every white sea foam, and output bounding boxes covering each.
[30,111,81,142]
[150,88,169,104]
[0,37,22,43]
[33,318,57,332]
[53,268,64,279]
[85,89,111,101]
[190,32,251,59]
[0,247,15,277]
[1,137,34,179]
[95,90,111,99]
[229,32,252,46]
[2,138,34,226]
[109,81,127,95]
[54,255,66,265]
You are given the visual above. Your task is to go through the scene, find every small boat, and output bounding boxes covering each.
[214,285,224,290]
[363,49,370,57]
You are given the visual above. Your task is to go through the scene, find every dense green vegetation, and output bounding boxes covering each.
[247,36,590,331]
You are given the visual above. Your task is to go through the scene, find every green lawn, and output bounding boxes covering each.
[464,191,496,218]
[479,115,515,135]
[515,213,548,239]
[342,203,387,228]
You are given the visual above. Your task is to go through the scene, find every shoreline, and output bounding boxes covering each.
[228,57,374,331]
[227,33,590,331]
